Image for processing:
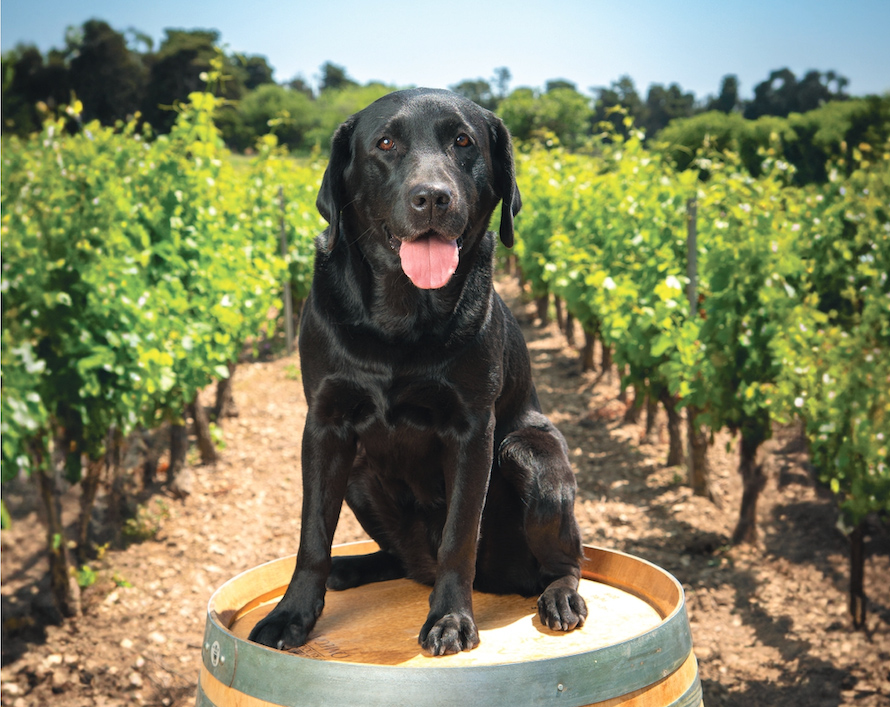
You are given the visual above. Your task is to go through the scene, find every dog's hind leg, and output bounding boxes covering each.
[326,465,410,590]
[497,412,588,631]
[327,551,406,590]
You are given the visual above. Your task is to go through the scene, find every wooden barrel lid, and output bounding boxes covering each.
[198,542,701,707]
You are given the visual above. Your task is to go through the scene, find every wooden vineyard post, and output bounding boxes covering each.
[168,415,192,498]
[191,389,218,465]
[685,197,712,498]
[850,522,866,629]
[279,186,295,355]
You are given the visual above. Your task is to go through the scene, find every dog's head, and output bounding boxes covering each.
[316,88,521,290]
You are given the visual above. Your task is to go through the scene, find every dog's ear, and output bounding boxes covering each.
[489,115,522,248]
[316,117,355,251]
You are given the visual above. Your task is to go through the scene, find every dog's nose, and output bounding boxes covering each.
[409,183,453,214]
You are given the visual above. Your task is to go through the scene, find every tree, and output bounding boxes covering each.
[68,20,147,124]
[593,75,645,137]
[498,86,592,149]
[796,69,844,113]
[141,29,224,132]
[1,45,73,134]
[498,87,538,142]
[124,27,154,54]
[745,68,850,120]
[824,70,850,97]
[707,74,741,114]
[545,78,577,93]
[450,79,495,110]
[537,87,593,148]
[643,83,695,136]
[656,110,749,171]
[318,62,356,92]
[218,83,316,152]
[234,54,275,91]
[304,82,394,150]
[746,68,798,119]
[492,67,511,102]
[286,75,314,98]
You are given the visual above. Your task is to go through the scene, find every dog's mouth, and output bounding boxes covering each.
[387,229,463,290]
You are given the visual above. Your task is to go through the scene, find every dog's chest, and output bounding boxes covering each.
[314,372,473,496]
[314,372,473,439]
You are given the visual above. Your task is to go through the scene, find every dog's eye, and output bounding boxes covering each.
[455,133,472,148]
[377,137,396,151]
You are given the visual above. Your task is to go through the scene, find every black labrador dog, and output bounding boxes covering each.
[249,88,588,656]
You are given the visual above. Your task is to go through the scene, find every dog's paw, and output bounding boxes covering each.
[419,612,480,656]
[537,585,588,632]
[248,604,318,650]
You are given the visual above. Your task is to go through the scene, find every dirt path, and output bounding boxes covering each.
[2,278,889,706]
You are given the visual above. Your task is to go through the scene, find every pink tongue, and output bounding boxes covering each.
[399,236,459,289]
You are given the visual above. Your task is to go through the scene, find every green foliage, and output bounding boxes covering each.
[450,79,496,111]
[217,82,396,154]
[209,422,226,450]
[515,130,697,407]
[642,83,696,137]
[591,76,646,140]
[140,29,247,133]
[2,102,154,478]
[243,135,325,306]
[75,563,98,588]
[1,334,48,479]
[302,83,394,150]
[770,153,890,526]
[217,83,316,152]
[536,89,593,150]
[67,19,147,125]
[655,111,752,172]
[745,68,850,120]
[113,573,134,588]
[499,86,593,148]
[5,17,884,168]
[678,153,800,452]
[1,92,321,483]
[121,499,171,542]
[513,131,890,528]
[658,96,890,184]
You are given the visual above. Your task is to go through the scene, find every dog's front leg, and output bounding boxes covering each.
[249,418,355,650]
[419,415,494,656]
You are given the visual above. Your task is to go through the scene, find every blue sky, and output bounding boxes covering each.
[3,0,889,100]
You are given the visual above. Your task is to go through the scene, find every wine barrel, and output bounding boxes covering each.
[196,542,702,707]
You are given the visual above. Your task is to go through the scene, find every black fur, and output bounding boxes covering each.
[248,89,587,656]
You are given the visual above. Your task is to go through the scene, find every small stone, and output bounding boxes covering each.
[120,638,134,650]
[128,672,143,689]
[51,669,71,688]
